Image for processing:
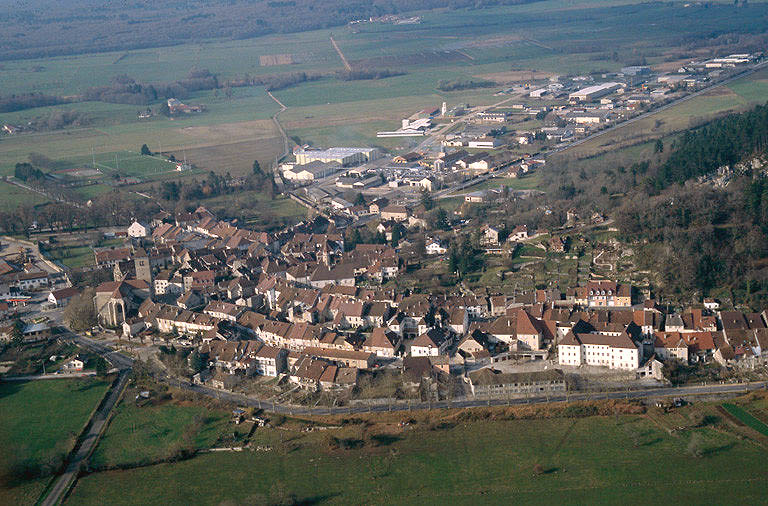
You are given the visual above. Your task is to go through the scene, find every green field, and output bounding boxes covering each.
[465,172,545,193]
[722,403,768,437]
[68,394,768,505]
[0,180,50,211]
[0,378,111,505]
[42,244,94,269]
[90,394,231,470]
[0,0,766,201]
[203,190,306,227]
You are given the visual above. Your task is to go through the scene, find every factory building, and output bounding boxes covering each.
[377,117,432,138]
[294,147,379,167]
[568,82,623,102]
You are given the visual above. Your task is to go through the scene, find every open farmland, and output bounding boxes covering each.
[0,378,110,506]
[68,393,768,505]
[0,180,51,211]
[0,0,766,200]
[89,390,231,471]
[0,91,282,179]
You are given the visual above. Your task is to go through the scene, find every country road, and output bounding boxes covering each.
[65,332,767,417]
[40,369,130,506]
[266,89,289,170]
[330,35,352,72]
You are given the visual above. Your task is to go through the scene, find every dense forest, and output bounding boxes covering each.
[337,68,406,81]
[0,0,544,61]
[0,93,70,113]
[436,79,497,92]
[654,103,768,187]
[83,72,219,105]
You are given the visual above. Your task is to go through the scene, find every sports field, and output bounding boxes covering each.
[0,378,111,505]
[67,392,768,505]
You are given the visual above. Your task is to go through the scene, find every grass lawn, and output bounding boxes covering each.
[204,191,306,224]
[0,378,111,505]
[68,394,768,505]
[469,172,544,193]
[89,394,231,470]
[0,180,50,211]
[434,196,464,213]
[42,244,94,269]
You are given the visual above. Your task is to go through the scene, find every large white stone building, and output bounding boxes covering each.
[294,147,379,167]
[558,331,640,370]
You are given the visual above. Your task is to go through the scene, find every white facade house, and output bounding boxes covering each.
[558,331,640,371]
[250,345,286,377]
[154,277,183,296]
[62,358,84,372]
[410,328,451,357]
[128,221,150,238]
[426,239,447,255]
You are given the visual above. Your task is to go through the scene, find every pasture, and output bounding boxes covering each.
[68,392,768,505]
[0,0,767,201]
[0,378,110,506]
[42,244,94,269]
[89,391,231,470]
[0,180,50,211]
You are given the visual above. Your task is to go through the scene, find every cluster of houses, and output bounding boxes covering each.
[5,194,767,398]
[438,53,763,157]
[47,206,759,397]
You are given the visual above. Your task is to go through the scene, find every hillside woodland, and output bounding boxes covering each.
[499,104,768,306]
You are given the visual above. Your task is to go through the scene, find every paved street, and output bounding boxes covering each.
[2,371,96,381]
[33,328,764,504]
[65,332,768,417]
[40,370,130,506]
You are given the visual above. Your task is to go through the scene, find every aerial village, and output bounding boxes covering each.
[2,196,766,406]
[1,52,767,405]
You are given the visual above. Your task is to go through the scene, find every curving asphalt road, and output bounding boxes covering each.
[64,331,767,416]
[41,329,764,505]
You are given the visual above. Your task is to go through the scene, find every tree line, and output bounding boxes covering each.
[0,0,546,61]
[654,103,768,187]
[437,79,497,92]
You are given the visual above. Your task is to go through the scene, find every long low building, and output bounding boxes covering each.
[283,160,341,181]
[569,82,623,102]
[377,129,426,137]
[295,147,379,166]
[467,368,566,396]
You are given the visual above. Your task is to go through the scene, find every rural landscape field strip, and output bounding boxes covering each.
[67,395,768,505]
[0,379,110,505]
[721,404,768,437]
